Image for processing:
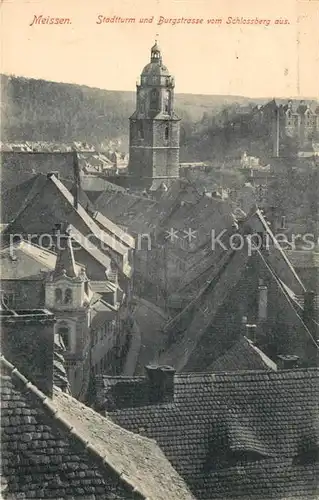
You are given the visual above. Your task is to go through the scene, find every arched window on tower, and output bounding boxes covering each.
[164,123,169,141]
[64,288,73,305]
[150,89,159,111]
[55,288,63,304]
[58,323,70,350]
[164,90,170,113]
[138,122,144,139]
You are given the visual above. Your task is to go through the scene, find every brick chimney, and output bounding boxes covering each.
[1,307,56,396]
[277,355,299,370]
[258,285,268,321]
[245,324,257,343]
[145,364,176,403]
[47,171,60,179]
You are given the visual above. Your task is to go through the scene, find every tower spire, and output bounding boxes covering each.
[151,38,162,63]
[53,231,77,279]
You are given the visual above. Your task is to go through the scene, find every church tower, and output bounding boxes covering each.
[128,41,181,190]
[45,231,93,400]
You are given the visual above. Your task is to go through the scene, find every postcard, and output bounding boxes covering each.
[1,0,319,499]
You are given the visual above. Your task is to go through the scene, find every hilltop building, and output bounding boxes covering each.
[253,99,319,156]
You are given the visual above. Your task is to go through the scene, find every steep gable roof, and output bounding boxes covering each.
[0,355,195,500]
[250,209,306,294]
[94,191,158,236]
[208,336,277,372]
[0,239,84,280]
[52,234,78,279]
[2,174,132,276]
[66,224,111,272]
[0,173,48,224]
[92,211,135,249]
[107,368,319,500]
[158,230,318,372]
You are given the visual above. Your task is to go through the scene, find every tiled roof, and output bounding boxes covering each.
[94,191,158,236]
[0,174,47,224]
[208,336,277,372]
[92,211,135,249]
[157,214,318,371]
[0,239,84,280]
[51,176,130,259]
[81,175,126,193]
[285,250,319,269]
[0,355,195,500]
[91,298,117,330]
[2,174,132,277]
[63,179,96,212]
[128,297,169,375]
[252,209,306,295]
[90,280,118,294]
[107,368,319,500]
[66,224,112,272]
[0,151,77,191]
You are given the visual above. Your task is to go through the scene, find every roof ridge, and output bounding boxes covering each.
[255,246,319,351]
[0,354,148,499]
[256,209,306,292]
[101,367,319,382]
[174,367,319,378]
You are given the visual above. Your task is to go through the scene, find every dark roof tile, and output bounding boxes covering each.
[105,368,319,499]
[0,355,194,500]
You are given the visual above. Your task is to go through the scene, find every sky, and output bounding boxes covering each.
[1,0,319,98]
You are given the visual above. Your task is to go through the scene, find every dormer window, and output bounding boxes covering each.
[205,424,272,471]
[294,447,319,465]
[55,288,63,304]
[64,288,73,305]
[294,439,319,465]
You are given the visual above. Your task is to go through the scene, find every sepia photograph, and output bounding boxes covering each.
[0,0,318,498]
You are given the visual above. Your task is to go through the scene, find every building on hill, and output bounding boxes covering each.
[128,41,181,191]
[93,365,319,500]
[0,336,194,500]
[254,99,319,156]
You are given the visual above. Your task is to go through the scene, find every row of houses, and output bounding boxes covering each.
[1,303,318,499]
[1,156,319,499]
